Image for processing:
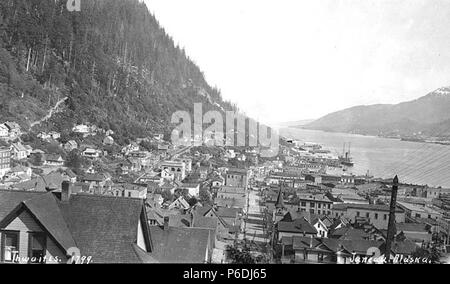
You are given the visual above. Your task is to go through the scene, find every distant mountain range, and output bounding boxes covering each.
[275,119,315,128]
[295,87,450,139]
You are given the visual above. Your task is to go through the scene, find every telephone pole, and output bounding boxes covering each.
[384,175,399,262]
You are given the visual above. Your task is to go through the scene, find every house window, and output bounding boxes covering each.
[1,231,20,263]
[318,203,321,208]
[310,202,315,208]
[318,252,324,262]
[310,209,315,214]
[356,211,360,217]
[28,233,47,263]
[384,214,387,220]
[366,212,370,218]
[301,202,306,207]
[375,213,378,220]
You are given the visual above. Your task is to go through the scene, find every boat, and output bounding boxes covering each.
[338,142,354,167]
[400,137,426,143]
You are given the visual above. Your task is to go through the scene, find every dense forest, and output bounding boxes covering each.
[0,0,236,144]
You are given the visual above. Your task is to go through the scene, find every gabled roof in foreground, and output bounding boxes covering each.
[0,189,153,263]
[149,226,211,263]
[0,190,47,222]
[58,194,150,263]
[23,193,77,252]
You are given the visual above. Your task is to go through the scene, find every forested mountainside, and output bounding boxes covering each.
[0,0,236,144]
[301,87,450,139]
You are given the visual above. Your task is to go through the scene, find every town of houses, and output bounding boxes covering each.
[0,121,449,264]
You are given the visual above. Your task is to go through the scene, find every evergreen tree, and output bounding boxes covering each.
[0,0,237,145]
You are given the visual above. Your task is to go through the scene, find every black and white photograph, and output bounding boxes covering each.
[0,0,449,270]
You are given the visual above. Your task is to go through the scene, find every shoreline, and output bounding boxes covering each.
[284,126,450,146]
[279,130,450,189]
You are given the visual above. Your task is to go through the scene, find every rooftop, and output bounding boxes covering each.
[332,203,404,213]
[297,194,333,203]
[396,222,430,233]
[81,173,107,182]
[227,168,248,175]
[160,160,185,166]
[277,218,318,235]
[216,206,243,218]
[0,190,153,263]
[149,226,211,263]
[397,201,442,215]
[214,197,246,209]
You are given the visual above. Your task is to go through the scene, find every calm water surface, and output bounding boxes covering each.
[280,128,450,188]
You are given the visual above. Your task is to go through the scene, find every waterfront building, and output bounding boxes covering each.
[332,203,405,230]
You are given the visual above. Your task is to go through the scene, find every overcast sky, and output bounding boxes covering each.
[144,0,450,125]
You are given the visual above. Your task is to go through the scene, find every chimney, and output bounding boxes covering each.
[163,216,169,230]
[62,181,72,202]
[384,175,399,262]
